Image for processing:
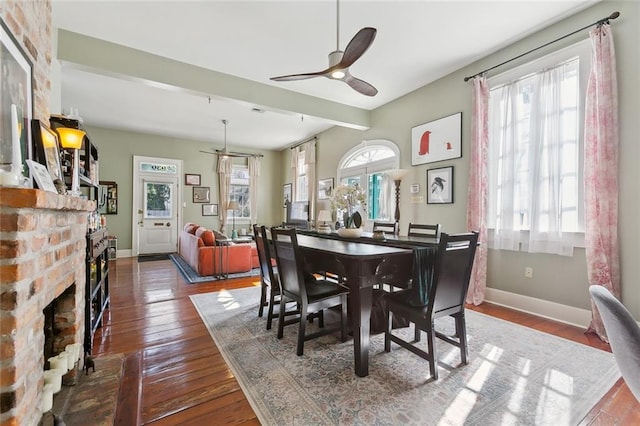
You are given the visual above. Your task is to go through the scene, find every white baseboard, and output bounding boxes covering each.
[115,249,133,258]
[484,288,592,328]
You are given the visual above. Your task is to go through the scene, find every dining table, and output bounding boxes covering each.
[294,233,439,377]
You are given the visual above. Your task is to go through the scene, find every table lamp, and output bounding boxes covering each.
[227,200,239,239]
[317,210,332,234]
[56,127,86,196]
[387,168,409,223]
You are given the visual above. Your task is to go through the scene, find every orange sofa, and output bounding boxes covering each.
[178,223,259,276]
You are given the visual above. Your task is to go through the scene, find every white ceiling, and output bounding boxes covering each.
[52,0,598,151]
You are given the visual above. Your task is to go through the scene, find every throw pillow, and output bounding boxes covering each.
[195,227,216,246]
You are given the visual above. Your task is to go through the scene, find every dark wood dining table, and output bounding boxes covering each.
[294,233,437,377]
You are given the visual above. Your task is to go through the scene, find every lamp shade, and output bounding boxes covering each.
[317,210,332,223]
[227,200,239,210]
[387,168,409,181]
[56,128,85,149]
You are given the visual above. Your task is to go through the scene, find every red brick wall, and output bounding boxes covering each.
[1,189,94,426]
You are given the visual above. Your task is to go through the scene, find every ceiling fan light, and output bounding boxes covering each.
[331,70,346,79]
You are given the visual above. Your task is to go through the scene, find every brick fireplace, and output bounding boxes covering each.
[0,188,94,426]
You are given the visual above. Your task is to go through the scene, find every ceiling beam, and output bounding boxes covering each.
[56,29,371,131]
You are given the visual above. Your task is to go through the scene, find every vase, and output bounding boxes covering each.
[337,227,363,238]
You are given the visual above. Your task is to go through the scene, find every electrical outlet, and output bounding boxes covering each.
[524,267,533,278]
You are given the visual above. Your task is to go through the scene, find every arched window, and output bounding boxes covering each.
[337,140,399,222]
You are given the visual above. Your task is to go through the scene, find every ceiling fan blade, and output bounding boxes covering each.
[270,69,329,81]
[339,27,376,69]
[343,73,378,97]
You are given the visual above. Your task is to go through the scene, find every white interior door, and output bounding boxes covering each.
[133,156,182,255]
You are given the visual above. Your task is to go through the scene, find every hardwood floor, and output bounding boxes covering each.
[98,257,639,425]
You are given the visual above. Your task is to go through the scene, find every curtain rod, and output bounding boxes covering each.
[463,11,620,82]
[289,136,317,150]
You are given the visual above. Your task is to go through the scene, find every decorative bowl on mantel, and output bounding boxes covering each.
[337,227,363,238]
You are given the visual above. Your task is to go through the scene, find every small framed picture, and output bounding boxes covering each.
[202,203,218,216]
[193,186,210,203]
[31,120,62,182]
[185,173,201,186]
[412,112,462,166]
[427,166,453,204]
[26,159,57,193]
[318,178,334,200]
[283,183,292,206]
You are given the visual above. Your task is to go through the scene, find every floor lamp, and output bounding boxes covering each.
[227,200,239,239]
[56,128,86,197]
[387,169,408,224]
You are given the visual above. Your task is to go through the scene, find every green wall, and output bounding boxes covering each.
[87,126,284,250]
[306,1,639,317]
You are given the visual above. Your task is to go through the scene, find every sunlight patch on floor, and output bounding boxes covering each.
[535,369,574,425]
[217,288,241,310]
[504,359,531,422]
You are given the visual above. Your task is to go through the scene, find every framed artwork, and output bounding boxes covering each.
[1,18,34,181]
[31,120,62,182]
[411,112,462,166]
[283,183,292,206]
[427,166,454,204]
[185,173,201,186]
[318,177,334,200]
[202,203,218,216]
[98,181,118,214]
[26,159,56,193]
[192,186,210,203]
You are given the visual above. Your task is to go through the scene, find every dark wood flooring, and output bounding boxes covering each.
[95,257,639,425]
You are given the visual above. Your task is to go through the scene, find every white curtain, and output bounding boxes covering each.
[303,140,317,219]
[379,174,393,220]
[290,146,300,202]
[489,63,576,256]
[248,156,261,225]
[217,156,231,233]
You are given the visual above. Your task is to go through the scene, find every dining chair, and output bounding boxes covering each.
[589,285,640,401]
[271,227,349,356]
[253,224,283,330]
[373,221,399,235]
[384,231,479,380]
[407,223,442,239]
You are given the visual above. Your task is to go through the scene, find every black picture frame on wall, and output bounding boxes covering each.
[1,18,34,183]
[427,166,454,204]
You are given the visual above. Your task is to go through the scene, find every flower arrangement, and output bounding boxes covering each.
[330,184,366,229]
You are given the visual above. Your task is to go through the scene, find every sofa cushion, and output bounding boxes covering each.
[195,227,216,246]
[186,224,200,234]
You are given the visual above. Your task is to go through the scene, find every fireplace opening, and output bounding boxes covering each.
[42,284,78,369]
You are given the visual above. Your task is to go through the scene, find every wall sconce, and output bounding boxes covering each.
[56,128,86,196]
[317,210,332,234]
[387,168,409,223]
[227,200,239,239]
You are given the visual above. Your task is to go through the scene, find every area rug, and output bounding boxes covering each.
[190,287,620,426]
[169,253,260,284]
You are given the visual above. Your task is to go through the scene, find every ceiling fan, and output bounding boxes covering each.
[200,119,263,158]
[270,0,378,97]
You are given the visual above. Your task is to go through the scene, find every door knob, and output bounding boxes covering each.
[166,223,171,227]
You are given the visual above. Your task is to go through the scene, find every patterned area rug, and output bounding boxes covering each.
[169,253,260,284]
[190,287,620,426]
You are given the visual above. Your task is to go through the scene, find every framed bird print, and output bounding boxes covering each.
[411,112,462,166]
[427,166,453,204]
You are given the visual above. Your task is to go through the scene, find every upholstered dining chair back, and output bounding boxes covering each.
[407,223,442,239]
[373,221,399,235]
[589,285,640,401]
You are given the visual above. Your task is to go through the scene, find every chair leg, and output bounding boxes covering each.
[266,288,277,330]
[384,306,392,352]
[414,324,421,342]
[277,295,287,339]
[297,302,308,356]
[258,282,267,317]
[340,295,348,342]
[318,310,325,328]
[426,323,438,380]
[456,312,469,365]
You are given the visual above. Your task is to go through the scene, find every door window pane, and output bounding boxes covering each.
[144,182,172,218]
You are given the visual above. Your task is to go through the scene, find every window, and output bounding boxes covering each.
[487,40,589,256]
[338,140,399,222]
[295,151,308,201]
[229,165,250,221]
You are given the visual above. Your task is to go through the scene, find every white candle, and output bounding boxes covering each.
[48,353,69,372]
[65,343,81,364]
[63,350,75,370]
[10,104,21,171]
[41,384,55,412]
[43,369,65,393]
